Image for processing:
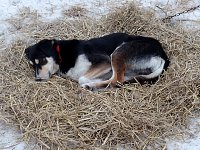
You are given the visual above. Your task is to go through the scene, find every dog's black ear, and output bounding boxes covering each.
[25,47,31,59]
[25,44,36,60]
[71,39,79,45]
[51,39,58,47]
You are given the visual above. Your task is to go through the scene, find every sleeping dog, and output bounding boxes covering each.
[25,33,170,90]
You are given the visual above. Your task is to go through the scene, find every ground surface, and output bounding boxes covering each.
[0,120,38,149]
[0,0,199,149]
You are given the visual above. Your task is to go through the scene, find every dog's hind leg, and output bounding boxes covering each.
[81,51,127,90]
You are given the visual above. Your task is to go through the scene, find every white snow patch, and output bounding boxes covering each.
[167,117,200,150]
[0,0,129,51]
[137,0,200,29]
[0,120,38,150]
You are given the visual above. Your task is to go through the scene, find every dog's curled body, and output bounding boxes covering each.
[25,33,169,90]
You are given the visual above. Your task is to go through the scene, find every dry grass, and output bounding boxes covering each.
[63,6,88,18]
[0,3,200,149]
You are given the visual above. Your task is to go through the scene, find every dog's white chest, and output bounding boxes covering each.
[66,54,91,81]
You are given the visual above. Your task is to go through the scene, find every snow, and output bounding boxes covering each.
[0,0,128,51]
[0,0,200,149]
[167,117,200,150]
[138,0,200,29]
[0,120,38,150]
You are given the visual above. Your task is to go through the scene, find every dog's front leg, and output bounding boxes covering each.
[81,52,127,91]
[78,63,111,90]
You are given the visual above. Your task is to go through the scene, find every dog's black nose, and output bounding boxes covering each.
[35,78,42,81]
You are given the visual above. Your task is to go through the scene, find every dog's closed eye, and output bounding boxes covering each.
[39,58,47,65]
[34,58,47,65]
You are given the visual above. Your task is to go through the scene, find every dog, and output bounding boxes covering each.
[25,33,170,90]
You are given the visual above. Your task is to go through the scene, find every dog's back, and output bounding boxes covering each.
[80,33,133,55]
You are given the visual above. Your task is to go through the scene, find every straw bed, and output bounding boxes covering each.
[0,3,200,149]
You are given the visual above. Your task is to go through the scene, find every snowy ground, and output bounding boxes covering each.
[167,117,200,150]
[0,119,38,150]
[0,0,200,149]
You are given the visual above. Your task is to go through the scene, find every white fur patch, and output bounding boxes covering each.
[79,76,102,85]
[140,57,165,79]
[115,42,126,50]
[78,76,92,85]
[66,54,92,81]
[132,56,163,70]
[36,57,59,80]
[35,59,39,64]
[29,61,33,65]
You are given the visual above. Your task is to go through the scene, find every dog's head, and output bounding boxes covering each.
[25,39,60,81]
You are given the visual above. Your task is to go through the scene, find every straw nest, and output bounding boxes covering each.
[0,3,200,150]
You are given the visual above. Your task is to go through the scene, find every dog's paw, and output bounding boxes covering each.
[80,83,96,91]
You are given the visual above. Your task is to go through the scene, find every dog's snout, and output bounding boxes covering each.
[35,72,51,82]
